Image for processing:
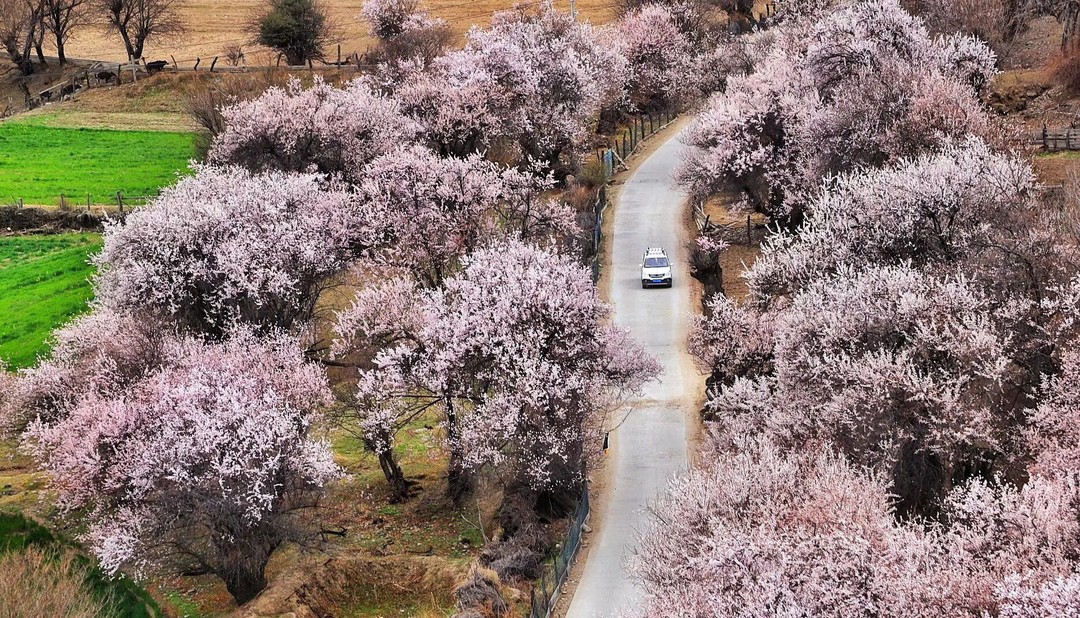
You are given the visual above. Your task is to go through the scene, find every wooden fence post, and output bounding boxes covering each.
[193,57,201,71]
[87,193,91,212]
[171,55,178,71]
[210,56,219,72]
[337,44,342,66]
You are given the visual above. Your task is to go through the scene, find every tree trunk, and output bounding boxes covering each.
[216,534,276,605]
[54,32,65,64]
[443,398,472,504]
[378,449,412,503]
[285,49,305,66]
[116,23,135,60]
[34,27,46,64]
[222,566,267,606]
[446,449,472,504]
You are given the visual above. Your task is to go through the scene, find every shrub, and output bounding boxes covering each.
[252,0,333,65]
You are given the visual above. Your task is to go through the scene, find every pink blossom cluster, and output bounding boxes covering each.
[634,438,1080,617]
[18,323,336,601]
[209,77,421,181]
[93,165,380,335]
[614,4,694,109]
[361,0,444,40]
[397,5,627,166]
[336,240,658,494]
[679,0,997,220]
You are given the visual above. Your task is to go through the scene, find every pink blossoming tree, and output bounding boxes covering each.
[633,438,1080,616]
[208,77,421,182]
[358,146,575,289]
[678,0,997,224]
[94,166,381,337]
[19,326,338,604]
[615,3,694,110]
[361,0,452,71]
[334,240,658,502]
[396,5,626,172]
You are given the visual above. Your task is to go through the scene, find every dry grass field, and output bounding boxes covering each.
[62,0,619,64]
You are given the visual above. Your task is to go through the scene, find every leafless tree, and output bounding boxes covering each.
[0,0,45,74]
[41,0,92,63]
[97,0,184,61]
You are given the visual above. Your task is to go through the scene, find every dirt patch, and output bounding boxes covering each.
[0,206,104,233]
[19,109,199,132]
[238,554,469,618]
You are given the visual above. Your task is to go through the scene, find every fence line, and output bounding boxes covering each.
[596,107,679,180]
[529,484,591,618]
[8,190,153,219]
[1036,126,1080,152]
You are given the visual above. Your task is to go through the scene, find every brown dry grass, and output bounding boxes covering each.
[701,194,764,303]
[0,546,108,618]
[60,0,618,64]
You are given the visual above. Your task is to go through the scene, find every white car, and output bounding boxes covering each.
[640,247,673,288]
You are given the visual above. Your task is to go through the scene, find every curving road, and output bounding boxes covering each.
[564,129,694,617]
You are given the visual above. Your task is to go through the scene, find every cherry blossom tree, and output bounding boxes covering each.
[208,77,421,182]
[93,166,381,337]
[678,0,996,224]
[334,241,657,502]
[396,5,627,172]
[692,140,1073,514]
[20,327,338,604]
[632,438,1080,617]
[361,0,451,70]
[358,146,575,289]
[615,3,694,110]
[0,309,168,436]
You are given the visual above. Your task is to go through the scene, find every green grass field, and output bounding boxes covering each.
[0,234,100,369]
[0,119,195,206]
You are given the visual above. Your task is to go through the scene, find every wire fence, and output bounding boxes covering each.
[6,191,155,221]
[529,484,591,618]
[596,106,679,179]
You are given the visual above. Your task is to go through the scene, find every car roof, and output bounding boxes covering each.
[644,247,667,256]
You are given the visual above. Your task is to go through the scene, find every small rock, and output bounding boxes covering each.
[582,523,592,534]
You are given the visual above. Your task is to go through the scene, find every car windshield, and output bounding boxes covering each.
[644,256,669,268]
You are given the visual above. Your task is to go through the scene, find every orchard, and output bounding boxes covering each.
[4,0,1080,614]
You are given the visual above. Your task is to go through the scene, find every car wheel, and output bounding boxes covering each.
[641,281,647,289]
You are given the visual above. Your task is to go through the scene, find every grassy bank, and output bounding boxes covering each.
[0,233,100,369]
[0,120,194,206]
[0,512,161,617]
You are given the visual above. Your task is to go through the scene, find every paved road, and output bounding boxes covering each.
[564,130,693,617]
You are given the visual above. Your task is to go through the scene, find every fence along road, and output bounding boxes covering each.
[564,129,694,617]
